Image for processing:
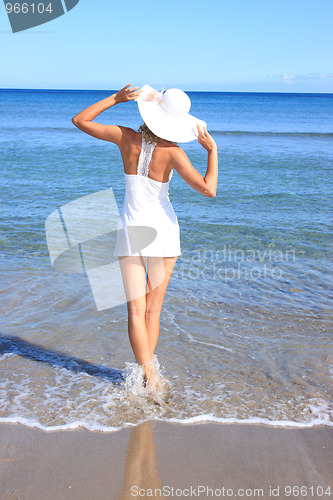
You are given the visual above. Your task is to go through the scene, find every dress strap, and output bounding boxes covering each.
[137,136,157,177]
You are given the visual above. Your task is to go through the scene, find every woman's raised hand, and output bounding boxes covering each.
[114,84,141,103]
[197,124,217,152]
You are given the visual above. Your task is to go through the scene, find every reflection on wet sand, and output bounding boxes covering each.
[118,421,165,499]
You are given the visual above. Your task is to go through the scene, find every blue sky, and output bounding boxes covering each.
[1,0,332,92]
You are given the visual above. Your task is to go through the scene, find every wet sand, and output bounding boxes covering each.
[0,421,332,500]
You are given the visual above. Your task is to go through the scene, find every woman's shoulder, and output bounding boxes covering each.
[165,142,185,156]
[119,127,141,145]
[119,126,137,137]
[155,139,181,151]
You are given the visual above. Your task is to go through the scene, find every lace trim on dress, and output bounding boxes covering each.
[137,136,157,177]
[137,135,173,181]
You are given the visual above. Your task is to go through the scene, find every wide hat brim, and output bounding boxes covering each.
[137,85,206,143]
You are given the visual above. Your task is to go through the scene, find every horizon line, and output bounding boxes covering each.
[0,87,332,95]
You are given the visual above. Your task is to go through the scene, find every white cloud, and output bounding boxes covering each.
[268,73,333,83]
[282,75,294,84]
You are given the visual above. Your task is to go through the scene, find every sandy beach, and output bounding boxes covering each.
[0,421,332,500]
[2,0,333,498]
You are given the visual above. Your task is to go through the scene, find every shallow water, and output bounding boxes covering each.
[0,90,332,431]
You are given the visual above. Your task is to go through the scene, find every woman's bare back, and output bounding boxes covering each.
[119,129,179,184]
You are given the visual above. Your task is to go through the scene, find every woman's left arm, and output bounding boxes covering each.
[72,84,141,145]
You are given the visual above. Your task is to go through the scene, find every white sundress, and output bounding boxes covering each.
[113,136,181,257]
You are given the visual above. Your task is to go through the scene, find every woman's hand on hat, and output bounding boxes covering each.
[114,84,141,104]
[197,124,217,152]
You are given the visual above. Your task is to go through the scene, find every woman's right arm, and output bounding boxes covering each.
[173,126,218,197]
[71,84,141,145]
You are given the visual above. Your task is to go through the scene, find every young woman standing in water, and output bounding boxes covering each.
[72,84,218,389]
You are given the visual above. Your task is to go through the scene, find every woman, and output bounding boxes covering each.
[72,84,218,389]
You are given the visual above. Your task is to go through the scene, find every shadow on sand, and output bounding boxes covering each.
[0,334,124,384]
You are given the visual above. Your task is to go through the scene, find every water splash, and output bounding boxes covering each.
[122,354,171,406]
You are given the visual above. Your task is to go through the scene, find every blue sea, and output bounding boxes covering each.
[0,89,332,431]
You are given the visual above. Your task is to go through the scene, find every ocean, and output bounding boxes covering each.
[0,89,332,431]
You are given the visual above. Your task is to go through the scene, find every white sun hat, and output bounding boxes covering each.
[136,85,206,143]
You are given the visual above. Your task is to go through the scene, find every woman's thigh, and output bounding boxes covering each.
[146,256,178,312]
[118,256,147,305]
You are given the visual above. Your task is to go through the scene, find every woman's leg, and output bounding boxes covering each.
[118,255,178,383]
[145,256,178,355]
[118,256,152,374]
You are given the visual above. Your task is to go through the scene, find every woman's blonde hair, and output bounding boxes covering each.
[138,123,164,144]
